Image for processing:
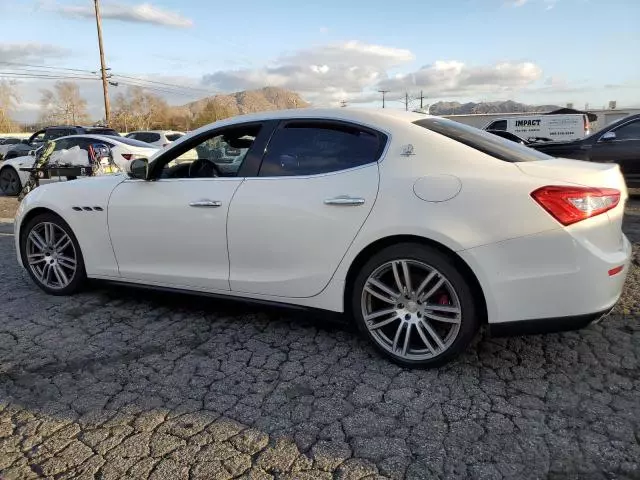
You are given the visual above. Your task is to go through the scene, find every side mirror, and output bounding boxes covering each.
[128,158,148,179]
[28,150,36,156]
[600,131,616,142]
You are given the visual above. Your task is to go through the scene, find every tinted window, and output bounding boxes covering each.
[259,122,383,177]
[46,129,71,140]
[414,118,552,163]
[488,120,507,131]
[3,138,20,144]
[613,120,640,140]
[166,133,183,141]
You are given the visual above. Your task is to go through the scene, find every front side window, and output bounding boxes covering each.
[259,122,383,177]
[158,124,261,179]
[613,120,640,140]
[488,120,507,131]
[166,133,183,142]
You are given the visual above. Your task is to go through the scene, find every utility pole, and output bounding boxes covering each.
[340,100,347,108]
[419,90,424,109]
[404,92,409,111]
[377,90,389,108]
[94,0,111,125]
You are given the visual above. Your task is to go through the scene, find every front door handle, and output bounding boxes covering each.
[189,200,222,208]
[324,195,365,206]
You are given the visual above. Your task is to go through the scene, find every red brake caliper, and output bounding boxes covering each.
[437,293,450,305]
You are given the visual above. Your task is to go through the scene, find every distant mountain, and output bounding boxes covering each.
[176,87,310,116]
[429,100,562,115]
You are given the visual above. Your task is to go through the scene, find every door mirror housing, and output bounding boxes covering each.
[128,158,148,179]
[600,131,616,142]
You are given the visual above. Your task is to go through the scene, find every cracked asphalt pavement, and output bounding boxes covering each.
[0,196,639,480]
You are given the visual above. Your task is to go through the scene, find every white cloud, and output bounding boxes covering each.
[46,1,193,28]
[378,61,543,96]
[0,42,69,63]
[202,41,414,105]
[202,41,543,105]
[510,0,528,6]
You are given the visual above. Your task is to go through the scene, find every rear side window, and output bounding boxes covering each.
[87,128,120,137]
[166,133,183,141]
[414,118,553,163]
[259,121,385,177]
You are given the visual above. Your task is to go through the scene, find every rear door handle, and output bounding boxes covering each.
[324,195,365,206]
[189,200,222,208]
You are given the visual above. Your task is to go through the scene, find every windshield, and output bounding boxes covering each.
[414,118,553,163]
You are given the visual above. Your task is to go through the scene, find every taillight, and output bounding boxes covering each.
[121,153,145,161]
[531,186,620,226]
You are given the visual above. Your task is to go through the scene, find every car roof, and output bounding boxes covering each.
[54,134,157,146]
[191,108,427,135]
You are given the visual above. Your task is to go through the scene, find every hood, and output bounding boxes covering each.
[24,172,128,204]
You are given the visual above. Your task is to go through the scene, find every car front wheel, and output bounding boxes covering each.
[20,213,87,295]
[352,243,479,368]
[0,167,21,196]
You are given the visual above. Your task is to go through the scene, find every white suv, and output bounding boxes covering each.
[125,130,184,147]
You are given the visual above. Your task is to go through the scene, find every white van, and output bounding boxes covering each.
[483,114,591,141]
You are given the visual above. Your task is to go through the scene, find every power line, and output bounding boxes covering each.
[0,72,99,81]
[0,61,96,74]
[113,74,217,95]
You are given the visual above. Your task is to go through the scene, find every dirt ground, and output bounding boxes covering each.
[0,195,18,219]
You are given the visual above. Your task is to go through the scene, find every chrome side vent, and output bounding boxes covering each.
[71,206,104,212]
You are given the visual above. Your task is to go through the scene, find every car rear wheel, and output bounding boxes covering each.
[0,167,21,196]
[20,213,87,295]
[352,243,479,368]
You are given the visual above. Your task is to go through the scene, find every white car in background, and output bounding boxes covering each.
[125,130,185,147]
[0,137,25,160]
[12,108,631,367]
[0,134,158,196]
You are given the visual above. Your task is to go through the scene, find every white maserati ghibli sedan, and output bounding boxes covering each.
[14,108,631,367]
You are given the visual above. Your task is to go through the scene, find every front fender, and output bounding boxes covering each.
[15,175,127,277]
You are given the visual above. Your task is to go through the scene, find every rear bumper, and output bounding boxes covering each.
[489,307,613,337]
[458,225,631,326]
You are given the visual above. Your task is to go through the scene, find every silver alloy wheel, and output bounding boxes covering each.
[361,259,462,361]
[25,222,77,290]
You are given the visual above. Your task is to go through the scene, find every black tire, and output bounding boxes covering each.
[0,166,21,196]
[20,212,87,295]
[351,243,479,368]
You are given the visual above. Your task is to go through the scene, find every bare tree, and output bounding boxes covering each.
[0,80,20,132]
[39,81,89,125]
[110,87,170,132]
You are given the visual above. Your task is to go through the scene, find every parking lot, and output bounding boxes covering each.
[0,195,639,480]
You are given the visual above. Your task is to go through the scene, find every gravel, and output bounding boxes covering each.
[0,198,638,479]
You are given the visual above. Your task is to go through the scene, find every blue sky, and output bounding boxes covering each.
[1,0,639,121]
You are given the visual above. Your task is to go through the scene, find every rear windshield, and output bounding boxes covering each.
[113,137,158,148]
[166,133,183,141]
[413,118,553,163]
